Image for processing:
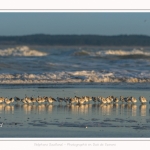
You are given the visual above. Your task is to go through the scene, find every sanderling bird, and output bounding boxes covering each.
[25,96,32,104]
[68,97,78,105]
[125,97,132,103]
[92,97,98,103]
[0,97,5,103]
[120,96,125,103]
[82,96,92,104]
[139,96,147,104]
[41,96,46,103]
[9,97,14,103]
[57,97,64,104]
[101,97,107,104]
[105,96,112,104]
[45,97,56,104]
[31,97,37,104]
[97,96,102,103]
[131,96,137,104]
[113,97,119,103]
[77,97,85,105]
[36,97,41,104]
[63,97,70,104]
[36,96,45,104]
[14,96,21,103]
[109,96,114,103]
[4,98,12,105]
[21,98,27,104]
[74,96,80,101]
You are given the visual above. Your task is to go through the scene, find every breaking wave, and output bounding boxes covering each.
[74,49,150,57]
[98,49,150,57]
[0,71,150,84]
[0,46,47,56]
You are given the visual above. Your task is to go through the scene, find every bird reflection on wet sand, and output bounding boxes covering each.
[139,104,147,116]
[0,103,148,117]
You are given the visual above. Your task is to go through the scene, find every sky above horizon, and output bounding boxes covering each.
[0,12,150,36]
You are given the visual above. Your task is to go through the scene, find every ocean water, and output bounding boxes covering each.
[0,45,150,88]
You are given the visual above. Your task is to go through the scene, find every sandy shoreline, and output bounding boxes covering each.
[1,126,149,138]
[0,87,150,138]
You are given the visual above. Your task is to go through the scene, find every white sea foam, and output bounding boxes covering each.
[0,46,47,56]
[0,71,150,84]
[75,49,150,57]
[102,49,150,56]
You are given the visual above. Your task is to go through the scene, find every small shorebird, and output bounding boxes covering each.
[57,97,64,104]
[87,96,92,103]
[64,97,70,104]
[77,97,85,105]
[4,98,12,105]
[113,97,119,103]
[25,96,32,104]
[41,96,46,103]
[9,97,14,103]
[100,97,107,104]
[45,97,56,104]
[68,97,78,105]
[131,96,137,104]
[31,97,37,104]
[125,97,132,103]
[82,96,92,104]
[74,96,80,101]
[106,96,112,104]
[14,96,21,103]
[21,98,27,104]
[139,96,147,104]
[97,96,102,103]
[92,97,97,103]
[120,96,125,103]
[109,96,114,103]
[36,96,45,104]
[0,97,5,103]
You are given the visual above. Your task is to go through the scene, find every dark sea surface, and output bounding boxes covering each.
[0,45,150,85]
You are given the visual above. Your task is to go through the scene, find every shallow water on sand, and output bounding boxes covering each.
[0,88,150,137]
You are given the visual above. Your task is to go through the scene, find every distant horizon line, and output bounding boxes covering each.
[0,34,150,37]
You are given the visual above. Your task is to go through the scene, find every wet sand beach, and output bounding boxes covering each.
[0,87,150,137]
